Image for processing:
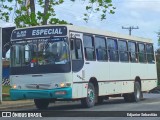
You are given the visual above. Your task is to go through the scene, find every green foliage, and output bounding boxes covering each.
[83,0,115,22]
[0,0,115,27]
[158,31,160,46]
[2,85,11,94]
[156,49,160,84]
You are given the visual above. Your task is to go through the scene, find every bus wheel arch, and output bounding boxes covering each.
[89,77,99,102]
[81,77,98,108]
[123,76,142,102]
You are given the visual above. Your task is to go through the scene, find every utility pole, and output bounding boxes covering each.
[122,26,139,35]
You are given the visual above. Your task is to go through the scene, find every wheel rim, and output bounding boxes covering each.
[87,88,95,103]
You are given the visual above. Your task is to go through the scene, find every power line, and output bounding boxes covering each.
[122,26,139,35]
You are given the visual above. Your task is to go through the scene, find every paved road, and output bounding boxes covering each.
[2,93,160,120]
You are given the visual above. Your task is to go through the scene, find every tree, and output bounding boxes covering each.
[158,31,160,46]
[156,48,160,85]
[0,0,115,28]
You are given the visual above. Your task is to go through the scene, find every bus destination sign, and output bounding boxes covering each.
[11,26,67,40]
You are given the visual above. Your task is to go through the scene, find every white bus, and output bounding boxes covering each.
[10,25,157,109]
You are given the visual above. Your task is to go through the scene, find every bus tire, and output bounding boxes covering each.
[124,82,141,102]
[97,96,104,104]
[123,94,132,102]
[123,81,143,102]
[34,99,49,109]
[132,81,141,102]
[81,83,96,108]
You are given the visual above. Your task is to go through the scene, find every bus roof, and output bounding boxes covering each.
[12,25,152,43]
[66,25,152,43]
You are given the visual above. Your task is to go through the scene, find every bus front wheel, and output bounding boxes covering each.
[81,83,96,108]
[34,99,49,109]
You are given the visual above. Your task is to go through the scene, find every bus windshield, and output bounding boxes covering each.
[11,37,70,67]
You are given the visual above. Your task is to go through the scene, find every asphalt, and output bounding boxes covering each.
[0,100,34,110]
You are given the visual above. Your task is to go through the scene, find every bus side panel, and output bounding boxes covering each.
[72,71,88,98]
[131,63,157,91]
[109,62,132,94]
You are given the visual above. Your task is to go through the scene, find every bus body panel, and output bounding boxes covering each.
[10,73,73,100]
[9,25,157,101]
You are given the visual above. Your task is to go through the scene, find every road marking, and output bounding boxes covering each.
[144,101,160,105]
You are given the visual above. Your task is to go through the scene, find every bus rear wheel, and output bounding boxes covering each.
[124,81,141,102]
[34,99,49,109]
[81,83,96,108]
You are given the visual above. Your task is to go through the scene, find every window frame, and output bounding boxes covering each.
[128,41,138,63]
[83,34,96,61]
[146,43,155,63]
[118,39,129,62]
[95,36,108,61]
[107,38,119,62]
[138,42,147,63]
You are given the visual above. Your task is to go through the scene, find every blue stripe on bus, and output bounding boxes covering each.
[10,87,72,100]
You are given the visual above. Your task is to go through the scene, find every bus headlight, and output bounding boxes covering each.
[60,83,66,87]
[12,84,17,89]
[59,82,71,87]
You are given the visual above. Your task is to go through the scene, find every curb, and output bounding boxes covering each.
[0,100,35,110]
[0,103,35,110]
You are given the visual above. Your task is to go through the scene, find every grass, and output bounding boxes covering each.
[2,85,11,101]
[2,85,11,94]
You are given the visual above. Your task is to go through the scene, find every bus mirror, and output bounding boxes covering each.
[70,40,74,50]
[3,42,11,58]
[75,39,80,49]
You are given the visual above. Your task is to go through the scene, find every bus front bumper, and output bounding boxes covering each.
[10,87,72,100]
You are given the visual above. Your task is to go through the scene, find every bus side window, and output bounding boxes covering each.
[128,41,137,62]
[118,40,129,62]
[146,44,154,63]
[71,39,83,60]
[83,35,95,61]
[95,37,108,61]
[107,38,119,61]
[138,43,146,63]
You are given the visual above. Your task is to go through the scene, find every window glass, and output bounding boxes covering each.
[138,43,145,53]
[146,44,153,53]
[83,35,95,61]
[95,37,106,48]
[146,44,154,63]
[107,39,119,61]
[118,40,128,62]
[95,37,107,61]
[128,42,137,62]
[71,39,83,60]
[83,35,94,48]
[138,43,146,63]
[11,38,70,67]
[85,48,95,60]
[118,40,127,51]
[109,50,119,61]
[107,39,118,50]
[128,42,136,52]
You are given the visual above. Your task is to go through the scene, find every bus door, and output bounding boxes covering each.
[70,32,84,98]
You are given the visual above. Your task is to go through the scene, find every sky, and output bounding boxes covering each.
[0,0,160,49]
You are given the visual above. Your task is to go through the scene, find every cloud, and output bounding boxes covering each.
[0,21,15,27]
[123,0,160,12]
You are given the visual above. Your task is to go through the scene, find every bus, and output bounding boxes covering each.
[10,25,157,109]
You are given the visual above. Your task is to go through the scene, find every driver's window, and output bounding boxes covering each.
[71,39,83,60]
